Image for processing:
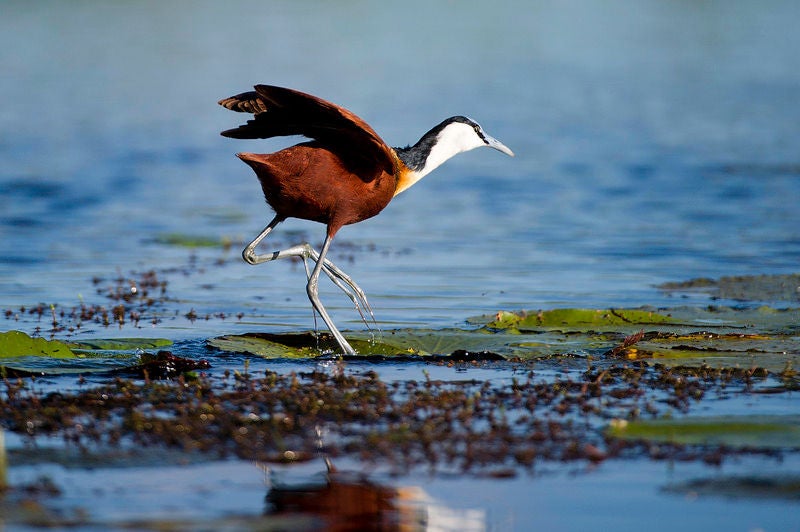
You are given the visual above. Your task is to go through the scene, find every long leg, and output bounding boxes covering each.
[245,217,375,328]
[244,217,374,317]
[306,233,356,355]
[242,215,288,265]
[302,254,374,333]
[242,216,362,355]
[303,247,378,330]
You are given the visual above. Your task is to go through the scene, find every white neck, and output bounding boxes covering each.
[394,122,485,195]
[418,123,484,177]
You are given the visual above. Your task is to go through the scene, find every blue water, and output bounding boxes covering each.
[1,1,800,529]
[2,1,799,337]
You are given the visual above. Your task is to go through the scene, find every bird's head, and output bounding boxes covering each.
[436,116,515,158]
[393,115,514,195]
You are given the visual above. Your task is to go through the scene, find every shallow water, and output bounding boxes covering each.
[1,1,800,529]
[3,1,800,328]
[7,452,800,531]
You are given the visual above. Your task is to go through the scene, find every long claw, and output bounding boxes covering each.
[322,268,372,329]
[305,247,379,332]
[305,234,356,355]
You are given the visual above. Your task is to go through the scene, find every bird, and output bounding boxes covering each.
[219,84,513,356]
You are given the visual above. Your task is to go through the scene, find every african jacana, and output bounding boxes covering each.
[219,85,513,355]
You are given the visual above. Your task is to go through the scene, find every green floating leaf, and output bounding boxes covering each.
[377,328,511,356]
[70,338,173,351]
[198,207,249,224]
[209,334,315,358]
[479,306,800,335]
[210,305,800,363]
[487,308,676,330]
[208,332,409,359]
[0,330,76,359]
[607,415,800,449]
[210,329,519,359]
[622,330,800,371]
[152,232,225,248]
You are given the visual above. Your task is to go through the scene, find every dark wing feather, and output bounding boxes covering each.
[218,91,267,114]
[218,85,395,173]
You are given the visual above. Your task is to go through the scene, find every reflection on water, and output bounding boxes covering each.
[265,469,484,531]
[261,437,485,531]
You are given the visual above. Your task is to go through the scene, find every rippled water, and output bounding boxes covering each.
[1,1,800,529]
[3,1,800,334]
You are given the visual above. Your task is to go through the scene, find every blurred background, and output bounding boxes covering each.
[1,0,799,337]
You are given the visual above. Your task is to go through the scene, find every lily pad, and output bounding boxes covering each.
[479,306,800,334]
[208,332,408,358]
[70,338,173,351]
[607,415,800,449]
[375,328,515,356]
[0,330,75,359]
[609,330,800,371]
[486,308,678,331]
[208,330,515,359]
[209,305,800,365]
[209,333,316,358]
[467,306,800,367]
[152,233,226,248]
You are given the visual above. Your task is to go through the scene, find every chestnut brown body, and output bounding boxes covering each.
[237,142,397,237]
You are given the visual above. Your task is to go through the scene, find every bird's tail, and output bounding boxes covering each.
[236,152,272,169]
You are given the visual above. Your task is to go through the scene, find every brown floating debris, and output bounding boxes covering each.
[0,360,783,473]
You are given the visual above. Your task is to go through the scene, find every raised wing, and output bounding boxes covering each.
[219,85,396,173]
